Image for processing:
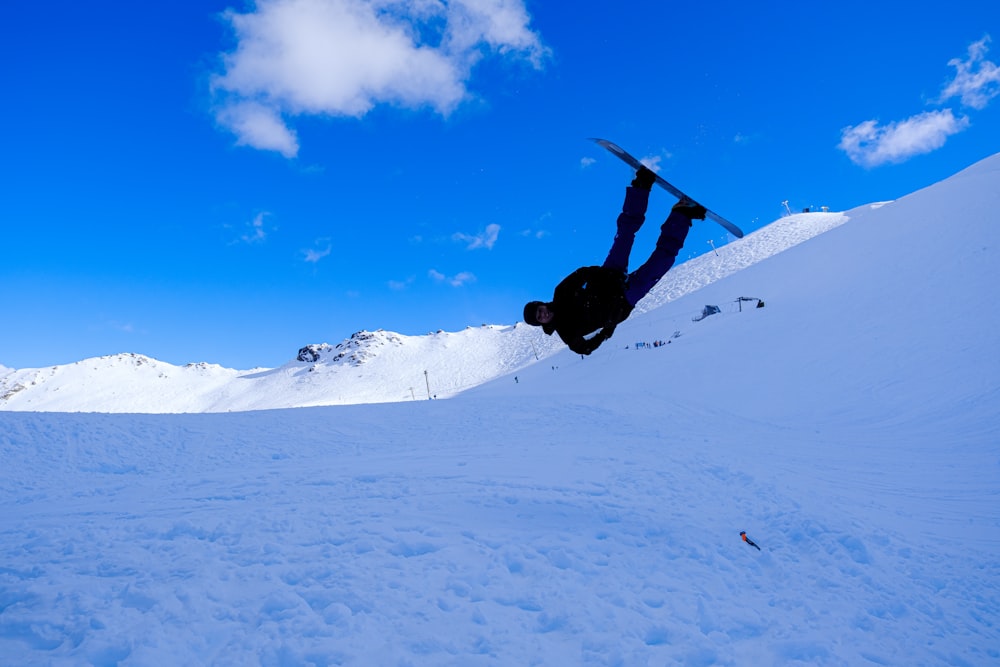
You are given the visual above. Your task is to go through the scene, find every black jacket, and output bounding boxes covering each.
[545,266,634,355]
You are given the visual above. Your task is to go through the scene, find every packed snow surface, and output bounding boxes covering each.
[1,153,998,665]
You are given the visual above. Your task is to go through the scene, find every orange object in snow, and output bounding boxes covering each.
[740,531,761,550]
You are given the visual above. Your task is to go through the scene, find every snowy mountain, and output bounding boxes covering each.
[1,153,998,666]
[1,208,853,413]
[0,326,560,412]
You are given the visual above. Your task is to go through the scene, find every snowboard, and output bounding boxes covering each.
[590,138,744,238]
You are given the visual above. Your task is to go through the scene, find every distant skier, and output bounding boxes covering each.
[523,166,705,355]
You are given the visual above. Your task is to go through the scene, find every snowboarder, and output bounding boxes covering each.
[523,166,705,355]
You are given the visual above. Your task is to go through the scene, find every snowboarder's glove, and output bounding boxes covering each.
[578,334,604,356]
[672,198,707,220]
[579,324,617,355]
[631,166,656,191]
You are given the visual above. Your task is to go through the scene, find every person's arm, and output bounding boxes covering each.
[565,321,618,356]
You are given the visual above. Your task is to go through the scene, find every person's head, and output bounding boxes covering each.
[523,301,555,333]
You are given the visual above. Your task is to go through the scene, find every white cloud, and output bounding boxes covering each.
[388,276,415,290]
[303,242,333,263]
[444,0,549,68]
[108,321,137,334]
[838,110,970,168]
[638,153,669,171]
[453,223,500,249]
[238,211,271,244]
[211,0,548,156]
[429,269,476,286]
[838,36,996,168]
[217,102,299,158]
[939,35,1000,110]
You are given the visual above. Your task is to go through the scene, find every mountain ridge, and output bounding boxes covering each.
[0,201,905,413]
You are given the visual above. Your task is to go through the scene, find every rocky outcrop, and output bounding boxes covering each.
[297,330,404,367]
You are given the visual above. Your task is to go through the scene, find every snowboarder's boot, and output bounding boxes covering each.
[671,197,707,221]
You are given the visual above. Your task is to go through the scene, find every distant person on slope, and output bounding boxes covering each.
[523,166,705,355]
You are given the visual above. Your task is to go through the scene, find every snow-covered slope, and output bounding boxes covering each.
[466,151,1000,430]
[1,153,998,666]
[1,206,853,413]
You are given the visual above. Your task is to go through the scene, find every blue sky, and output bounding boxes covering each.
[2,1,998,370]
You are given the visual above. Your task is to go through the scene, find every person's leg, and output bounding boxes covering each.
[602,187,650,272]
[623,210,692,305]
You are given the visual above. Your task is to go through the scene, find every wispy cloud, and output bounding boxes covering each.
[108,321,138,334]
[839,35,996,168]
[388,276,415,291]
[638,151,671,171]
[303,240,333,263]
[210,0,549,157]
[233,211,271,244]
[939,36,1000,109]
[519,212,550,240]
[453,223,500,250]
[429,269,476,287]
